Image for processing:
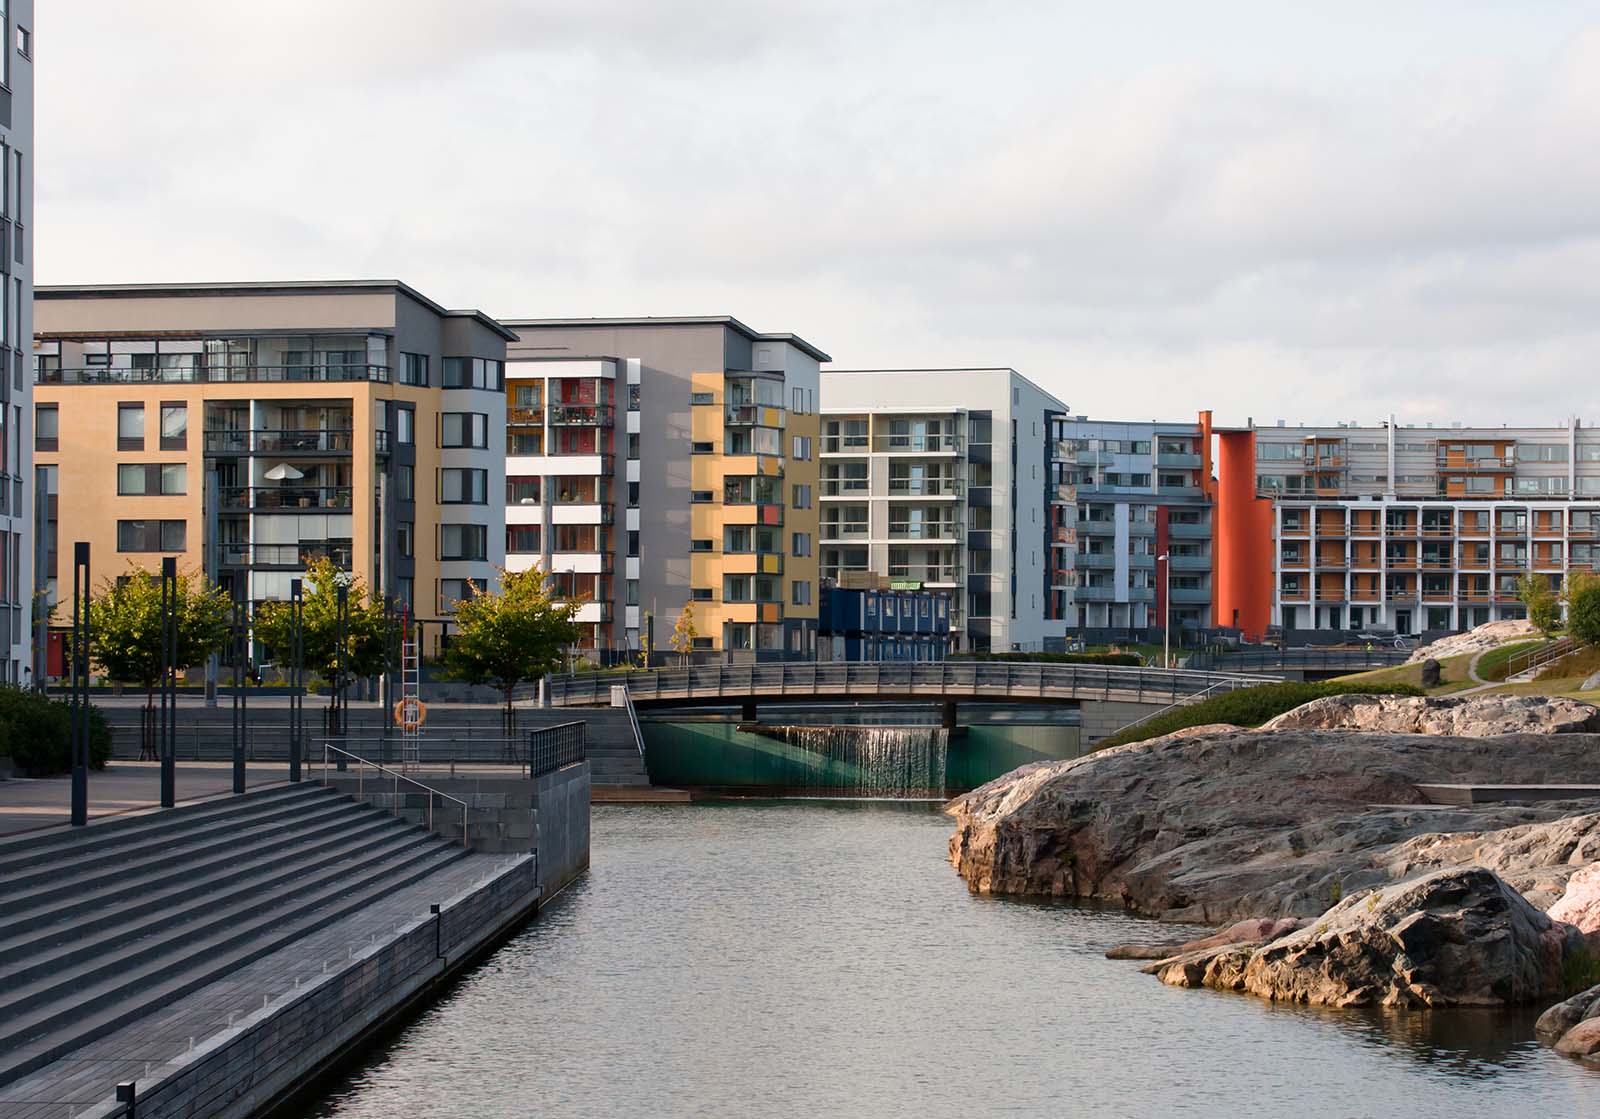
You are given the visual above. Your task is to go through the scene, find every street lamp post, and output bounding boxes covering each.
[1158,552,1171,669]
[289,579,304,783]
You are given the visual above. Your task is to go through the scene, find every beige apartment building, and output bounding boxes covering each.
[33,281,512,654]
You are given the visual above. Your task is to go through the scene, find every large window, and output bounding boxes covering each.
[440,523,488,561]
[117,403,145,450]
[438,578,485,613]
[160,403,187,451]
[442,357,504,391]
[117,463,187,495]
[117,519,187,552]
[399,352,430,386]
[439,468,488,504]
[395,407,414,445]
[396,521,414,558]
[34,404,56,451]
[440,412,489,448]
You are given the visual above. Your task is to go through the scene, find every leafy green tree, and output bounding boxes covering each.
[1518,571,1562,636]
[442,568,580,735]
[254,559,391,721]
[669,601,697,665]
[1567,572,1600,646]
[89,565,232,753]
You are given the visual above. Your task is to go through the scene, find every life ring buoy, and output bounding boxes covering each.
[393,697,427,731]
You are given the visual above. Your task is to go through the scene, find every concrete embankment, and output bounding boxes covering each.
[0,761,590,1118]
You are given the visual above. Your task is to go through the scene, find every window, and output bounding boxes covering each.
[397,521,414,558]
[792,387,804,414]
[34,404,55,451]
[791,435,812,460]
[791,580,812,606]
[692,441,714,454]
[117,403,145,450]
[116,463,188,496]
[15,25,28,59]
[627,481,639,506]
[791,483,812,509]
[442,357,504,391]
[399,352,429,386]
[438,578,485,612]
[691,490,714,503]
[690,392,715,405]
[117,519,187,552]
[439,468,488,504]
[691,587,713,602]
[395,464,414,502]
[159,403,187,450]
[627,384,640,411]
[395,408,414,445]
[507,525,540,553]
[440,523,488,561]
[628,433,640,458]
[691,539,714,552]
[440,412,489,448]
[627,530,639,557]
[791,532,811,557]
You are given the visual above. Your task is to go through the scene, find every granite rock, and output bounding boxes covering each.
[1259,693,1600,736]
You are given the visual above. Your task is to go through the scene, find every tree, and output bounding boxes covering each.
[254,558,391,725]
[1567,572,1600,646]
[1518,571,1562,636]
[88,564,232,756]
[442,568,580,737]
[669,601,697,665]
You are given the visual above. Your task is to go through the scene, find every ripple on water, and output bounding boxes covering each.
[294,801,1597,1119]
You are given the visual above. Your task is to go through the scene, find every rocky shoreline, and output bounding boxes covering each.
[944,693,1600,1063]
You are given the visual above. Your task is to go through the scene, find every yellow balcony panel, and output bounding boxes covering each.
[761,553,782,575]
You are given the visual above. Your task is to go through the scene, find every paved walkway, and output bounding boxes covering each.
[0,763,291,838]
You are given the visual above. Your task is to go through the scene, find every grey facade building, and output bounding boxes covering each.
[3,0,30,683]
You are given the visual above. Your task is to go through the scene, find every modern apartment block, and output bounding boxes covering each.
[1213,416,1600,639]
[496,317,826,658]
[818,369,1067,653]
[1046,415,1214,640]
[1,0,31,683]
[33,281,512,653]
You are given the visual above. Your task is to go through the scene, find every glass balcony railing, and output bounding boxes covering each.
[219,486,354,510]
[887,478,963,496]
[221,542,354,568]
[547,403,615,427]
[873,434,962,453]
[41,364,389,385]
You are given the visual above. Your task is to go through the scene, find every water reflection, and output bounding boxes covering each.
[296,803,1594,1119]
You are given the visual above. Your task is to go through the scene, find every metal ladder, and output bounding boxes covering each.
[400,635,422,772]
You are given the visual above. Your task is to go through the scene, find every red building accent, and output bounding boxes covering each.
[1205,415,1273,640]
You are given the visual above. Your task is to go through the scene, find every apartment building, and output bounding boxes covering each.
[1047,415,1214,641]
[496,317,825,658]
[1215,416,1600,639]
[33,281,512,653]
[818,369,1067,653]
[1,0,31,683]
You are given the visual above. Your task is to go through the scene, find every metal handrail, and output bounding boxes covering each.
[620,687,646,762]
[542,660,1279,708]
[319,741,471,847]
[1506,637,1578,680]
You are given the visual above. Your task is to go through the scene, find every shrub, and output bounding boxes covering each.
[0,687,112,774]
[1095,680,1426,750]
[1568,572,1600,647]
[949,652,1145,667]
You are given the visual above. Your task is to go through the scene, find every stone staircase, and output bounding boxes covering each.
[0,783,470,1089]
[572,707,649,788]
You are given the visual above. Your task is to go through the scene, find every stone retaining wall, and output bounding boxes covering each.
[86,857,539,1119]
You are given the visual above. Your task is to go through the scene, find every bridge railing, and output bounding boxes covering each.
[1184,648,1411,674]
[544,661,1280,707]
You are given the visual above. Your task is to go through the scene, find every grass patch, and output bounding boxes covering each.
[1332,652,1476,694]
[1096,680,1425,749]
[1475,640,1547,683]
[1538,643,1600,681]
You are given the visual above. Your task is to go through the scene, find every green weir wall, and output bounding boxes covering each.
[640,720,1090,793]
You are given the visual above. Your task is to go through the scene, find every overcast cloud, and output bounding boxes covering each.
[37,1,1600,427]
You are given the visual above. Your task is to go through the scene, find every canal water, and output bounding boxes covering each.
[299,803,1596,1118]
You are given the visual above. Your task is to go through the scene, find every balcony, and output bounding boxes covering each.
[1156,484,1203,499]
[873,435,961,454]
[887,564,962,584]
[204,429,357,456]
[220,542,354,569]
[40,363,390,385]
[547,404,615,427]
[1170,586,1212,604]
[1385,587,1418,601]
[725,404,785,427]
[1077,519,1116,536]
[1129,553,1156,570]
[1129,587,1156,603]
[1167,553,1211,572]
[723,552,784,575]
[888,524,961,541]
[1279,554,1310,569]
[820,480,871,497]
[1167,521,1210,539]
[820,524,869,541]
[1075,553,1115,570]
[1156,451,1202,469]
[821,438,871,455]
[887,479,963,497]
[1075,586,1118,602]
[219,486,354,511]
[1051,483,1077,503]
[1437,452,1514,472]
[508,408,544,426]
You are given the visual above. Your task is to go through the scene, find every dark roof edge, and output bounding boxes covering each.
[499,315,831,363]
[36,281,519,342]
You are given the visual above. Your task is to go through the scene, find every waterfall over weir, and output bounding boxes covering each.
[768,726,950,798]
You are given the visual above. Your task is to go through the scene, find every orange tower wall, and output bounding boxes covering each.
[1211,426,1274,639]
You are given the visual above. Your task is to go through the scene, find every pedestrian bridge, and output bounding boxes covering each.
[545,660,1278,721]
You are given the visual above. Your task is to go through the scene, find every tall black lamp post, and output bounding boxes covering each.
[69,542,91,827]
[159,556,178,808]
[231,578,248,795]
[289,578,304,782]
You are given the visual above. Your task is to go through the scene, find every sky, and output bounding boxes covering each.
[36,0,1600,428]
